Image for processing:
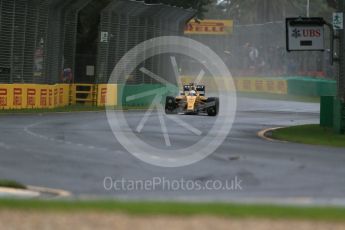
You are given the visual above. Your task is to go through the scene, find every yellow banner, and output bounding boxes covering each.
[235,78,288,95]
[0,84,69,110]
[180,76,288,95]
[98,84,118,107]
[0,83,119,110]
[180,76,233,92]
[185,20,233,35]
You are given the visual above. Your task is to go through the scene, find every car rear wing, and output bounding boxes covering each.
[183,85,206,96]
[183,85,191,92]
[196,85,205,96]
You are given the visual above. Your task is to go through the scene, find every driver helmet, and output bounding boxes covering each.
[189,90,197,96]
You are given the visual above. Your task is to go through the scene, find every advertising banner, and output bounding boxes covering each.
[0,84,69,109]
[97,84,117,107]
[185,20,233,35]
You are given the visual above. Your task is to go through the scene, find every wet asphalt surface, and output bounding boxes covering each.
[1,97,345,204]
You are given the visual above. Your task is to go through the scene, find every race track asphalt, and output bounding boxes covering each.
[1,97,345,205]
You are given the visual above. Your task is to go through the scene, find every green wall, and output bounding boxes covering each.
[118,84,178,107]
[287,77,336,97]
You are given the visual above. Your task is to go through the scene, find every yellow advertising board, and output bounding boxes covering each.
[98,84,118,107]
[180,76,234,92]
[180,76,288,95]
[0,84,69,110]
[184,19,233,35]
[0,80,286,110]
[0,83,119,110]
[234,78,288,95]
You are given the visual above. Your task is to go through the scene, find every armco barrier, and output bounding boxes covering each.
[0,84,69,110]
[70,84,97,106]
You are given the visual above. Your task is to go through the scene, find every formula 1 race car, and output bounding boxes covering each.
[165,83,219,116]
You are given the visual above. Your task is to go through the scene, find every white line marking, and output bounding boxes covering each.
[157,104,171,146]
[136,101,156,133]
[167,158,177,162]
[150,156,160,160]
[24,121,110,152]
[0,142,12,150]
[167,115,202,136]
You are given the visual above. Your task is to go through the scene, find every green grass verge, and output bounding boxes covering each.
[0,180,26,189]
[0,200,344,221]
[238,92,320,103]
[271,124,345,147]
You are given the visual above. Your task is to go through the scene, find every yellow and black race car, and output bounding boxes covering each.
[165,83,219,116]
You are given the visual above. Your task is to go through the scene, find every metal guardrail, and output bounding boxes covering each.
[70,84,97,106]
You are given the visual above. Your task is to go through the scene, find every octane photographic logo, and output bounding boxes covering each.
[106,36,237,167]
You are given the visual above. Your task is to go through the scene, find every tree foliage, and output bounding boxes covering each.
[210,0,335,24]
[159,0,212,19]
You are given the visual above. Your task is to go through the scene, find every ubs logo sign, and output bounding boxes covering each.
[292,28,301,38]
[292,28,321,39]
[286,18,325,51]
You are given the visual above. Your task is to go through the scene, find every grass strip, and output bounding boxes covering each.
[0,200,344,221]
[0,180,26,189]
[271,124,345,148]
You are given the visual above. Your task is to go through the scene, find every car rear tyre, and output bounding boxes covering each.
[165,96,177,114]
[206,97,219,116]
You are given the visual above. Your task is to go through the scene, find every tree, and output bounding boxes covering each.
[159,0,212,19]
[208,0,334,24]
[327,0,338,8]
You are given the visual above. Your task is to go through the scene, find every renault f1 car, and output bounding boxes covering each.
[165,83,219,116]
